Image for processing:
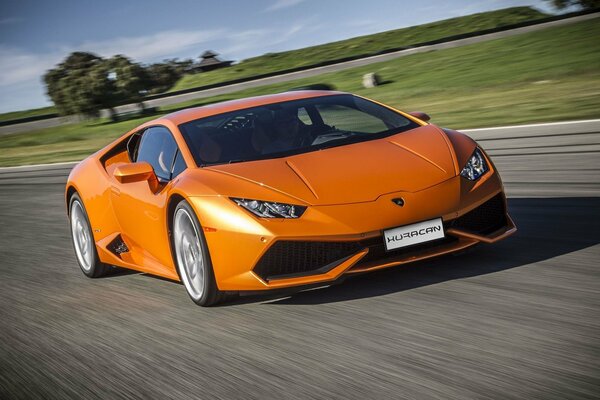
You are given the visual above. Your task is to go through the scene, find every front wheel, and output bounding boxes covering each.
[69,193,111,278]
[172,200,223,306]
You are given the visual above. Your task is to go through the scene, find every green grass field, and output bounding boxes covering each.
[1,17,599,167]
[170,7,548,92]
[0,106,57,124]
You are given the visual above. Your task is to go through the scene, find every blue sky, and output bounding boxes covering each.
[0,0,558,113]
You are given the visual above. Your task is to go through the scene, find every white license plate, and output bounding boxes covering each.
[383,218,445,251]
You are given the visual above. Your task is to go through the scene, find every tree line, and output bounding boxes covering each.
[44,52,193,120]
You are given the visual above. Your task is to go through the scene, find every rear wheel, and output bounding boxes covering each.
[172,200,223,306]
[69,193,111,278]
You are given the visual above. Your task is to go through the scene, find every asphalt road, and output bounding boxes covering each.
[1,12,598,137]
[1,121,599,399]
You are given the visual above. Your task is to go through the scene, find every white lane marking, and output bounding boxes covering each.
[0,161,78,171]
[462,119,600,132]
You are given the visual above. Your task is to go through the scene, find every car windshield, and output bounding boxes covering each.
[178,94,420,166]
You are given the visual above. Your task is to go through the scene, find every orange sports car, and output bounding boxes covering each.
[66,90,516,306]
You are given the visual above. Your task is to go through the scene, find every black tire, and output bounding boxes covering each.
[172,200,224,306]
[69,193,111,278]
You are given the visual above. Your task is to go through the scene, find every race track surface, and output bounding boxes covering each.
[1,121,599,399]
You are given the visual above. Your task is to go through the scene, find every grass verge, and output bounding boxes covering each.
[0,106,57,124]
[170,7,548,92]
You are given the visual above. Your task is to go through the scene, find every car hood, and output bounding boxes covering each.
[205,125,457,206]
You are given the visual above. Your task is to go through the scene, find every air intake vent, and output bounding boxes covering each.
[108,235,129,255]
[254,240,361,281]
[451,194,506,234]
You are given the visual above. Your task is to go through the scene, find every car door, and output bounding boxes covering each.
[110,125,186,275]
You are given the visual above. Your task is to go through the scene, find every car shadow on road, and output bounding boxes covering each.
[222,197,600,306]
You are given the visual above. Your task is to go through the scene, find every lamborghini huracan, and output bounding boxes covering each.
[66,90,516,306]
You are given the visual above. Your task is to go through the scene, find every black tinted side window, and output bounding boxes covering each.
[137,126,178,181]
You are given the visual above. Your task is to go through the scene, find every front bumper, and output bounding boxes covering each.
[191,169,516,291]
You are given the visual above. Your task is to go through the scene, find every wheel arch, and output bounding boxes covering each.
[166,193,187,239]
[167,193,226,304]
[65,184,79,215]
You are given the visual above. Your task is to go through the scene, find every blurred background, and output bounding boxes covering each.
[0,0,598,166]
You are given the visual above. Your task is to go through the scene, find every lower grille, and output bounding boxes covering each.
[254,194,508,281]
[451,193,506,234]
[254,234,457,281]
[254,240,361,281]
[356,236,457,267]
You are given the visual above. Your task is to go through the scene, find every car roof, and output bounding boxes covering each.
[161,90,347,126]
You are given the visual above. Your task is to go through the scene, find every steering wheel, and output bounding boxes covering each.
[296,123,326,147]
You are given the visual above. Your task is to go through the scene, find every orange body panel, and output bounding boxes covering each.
[65,91,515,291]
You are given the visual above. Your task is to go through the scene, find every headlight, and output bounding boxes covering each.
[460,148,489,181]
[231,198,307,218]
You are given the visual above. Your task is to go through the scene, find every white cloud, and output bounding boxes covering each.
[345,19,378,28]
[0,28,224,89]
[0,46,58,87]
[264,0,304,12]
[0,79,52,112]
[220,19,323,61]
[220,29,274,59]
[72,29,224,61]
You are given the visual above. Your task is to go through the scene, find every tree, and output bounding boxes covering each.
[144,62,180,94]
[44,68,72,114]
[107,55,149,110]
[44,52,155,120]
[547,0,600,9]
[44,52,191,119]
[140,58,195,94]
[162,58,195,75]
[44,52,117,119]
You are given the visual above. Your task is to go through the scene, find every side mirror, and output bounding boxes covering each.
[114,162,157,185]
[408,111,431,122]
